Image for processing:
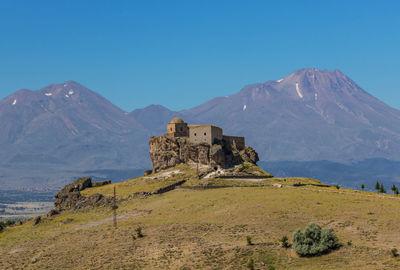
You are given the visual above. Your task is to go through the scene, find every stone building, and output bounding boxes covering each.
[166,117,189,137]
[149,117,257,173]
[189,125,223,145]
[165,117,244,150]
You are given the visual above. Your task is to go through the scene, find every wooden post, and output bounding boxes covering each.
[197,151,200,179]
[113,185,117,228]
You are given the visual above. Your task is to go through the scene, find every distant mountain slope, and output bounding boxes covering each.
[0,81,150,189]
[181,68,400,162]
[2,68,400,189]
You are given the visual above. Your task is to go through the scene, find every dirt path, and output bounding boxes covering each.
[286,185,400,201]
[74,210,151,230]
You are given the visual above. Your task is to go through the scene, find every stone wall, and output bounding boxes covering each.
[223,135,245,151]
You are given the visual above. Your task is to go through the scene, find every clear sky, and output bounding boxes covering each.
[0,0,399,111]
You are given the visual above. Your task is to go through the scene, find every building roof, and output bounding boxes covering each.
[189,125,221,129]
[170,117,185,124]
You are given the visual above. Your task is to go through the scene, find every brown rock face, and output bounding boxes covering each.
[54,177,113,211]
[149,136,259,173]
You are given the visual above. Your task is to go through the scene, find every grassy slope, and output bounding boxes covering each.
[1,165,400,269]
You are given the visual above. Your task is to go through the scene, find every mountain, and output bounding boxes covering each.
[2,68,400,189]
[181,68,400,162]
[0,81,149,189]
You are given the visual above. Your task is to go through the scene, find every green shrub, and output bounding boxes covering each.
[280,235,290,248]
[361,184,365,190]
[0,220,15,230]
[335,185,340,189]
[391,248,398,257]
[246,236,253,245]
[292,223,339,256]
[246,258,254,270]
[135,226,144,238]
[379,184,386,193]
[375,181,380,190]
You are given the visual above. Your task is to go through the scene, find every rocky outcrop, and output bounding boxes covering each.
[54,177,113,211]
[149,136,259,173]
[32,216,41,226]
[47,209,60,217]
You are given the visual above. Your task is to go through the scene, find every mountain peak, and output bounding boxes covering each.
[289,68,345,78]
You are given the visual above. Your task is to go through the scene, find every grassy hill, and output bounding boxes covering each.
[1,164,400,269]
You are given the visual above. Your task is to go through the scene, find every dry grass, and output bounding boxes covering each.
[2,166,400,269]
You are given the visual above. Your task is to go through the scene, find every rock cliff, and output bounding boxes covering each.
[149,136,259,173]
[54,177,112,211]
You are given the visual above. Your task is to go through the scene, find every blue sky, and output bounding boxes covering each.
[0,0,399,111]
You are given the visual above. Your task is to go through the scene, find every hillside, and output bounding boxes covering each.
[2,165,400,269]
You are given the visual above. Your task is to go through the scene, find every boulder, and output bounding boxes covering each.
[14,220,23,226]
[54,177,113,211]
[32,216,41,226]
[47,209,60,217]
[143,170,152,176]
[92,180,111,187]
[57,177,92,195]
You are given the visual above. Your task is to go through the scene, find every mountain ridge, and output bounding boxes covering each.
[2,68,400,188]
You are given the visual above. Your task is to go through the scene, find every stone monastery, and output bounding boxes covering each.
[149,118,258,173]
[165,117,245,150]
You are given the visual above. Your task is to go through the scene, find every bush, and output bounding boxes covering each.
[292,223,339,256]
[391,248,398,257]
[135,226,144,238]
[280,235,290,248]
[335,185,340,190]
[246,258,254,270]
[0,220,15,230]
[379,184,386,193]
[246,236,253,245]
[361,184,365,190]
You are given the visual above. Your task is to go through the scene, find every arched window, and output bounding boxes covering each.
[204,132,206,136]
[194,133,197,136]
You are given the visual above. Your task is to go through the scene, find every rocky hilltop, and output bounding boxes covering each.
[149,134,259,173]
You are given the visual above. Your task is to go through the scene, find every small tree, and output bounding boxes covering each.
[292,223,339,257]
[392,184,397,194]
[395,188,399,196]
[335,185,340,190]
[246,236,253,246]
[375,181,380,191]
[280,235,290,248]
[361,184,365,190]
[379,184,386,194]
[391,248,398,257]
